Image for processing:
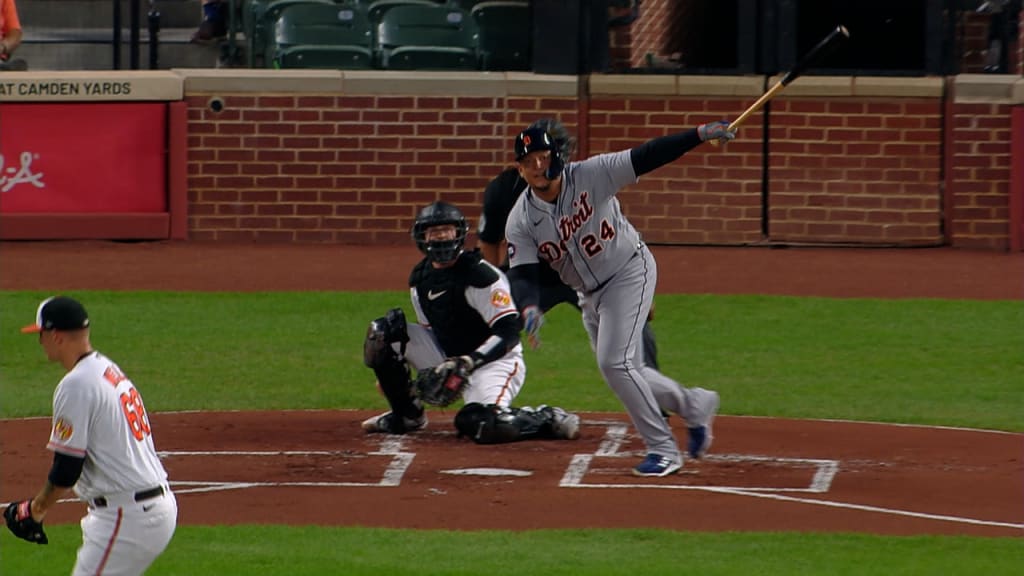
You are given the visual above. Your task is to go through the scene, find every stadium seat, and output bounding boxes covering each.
[471,1,529,71]
[247,0,335,67]
[365,0,439,26]
[271,3,375,69]
[376,4,479,70]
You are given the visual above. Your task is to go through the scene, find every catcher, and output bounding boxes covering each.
[361,200,580,444]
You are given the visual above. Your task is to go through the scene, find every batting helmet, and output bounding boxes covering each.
[412,201,468,264]
[514,118,574,180]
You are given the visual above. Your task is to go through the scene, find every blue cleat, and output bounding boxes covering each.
[632,453,682,477]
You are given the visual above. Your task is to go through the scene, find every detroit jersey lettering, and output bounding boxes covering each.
[505,150,640,293]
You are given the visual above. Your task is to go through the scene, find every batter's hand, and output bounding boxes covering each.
[698,121,736,145]
[4,500,48,545]
[522,306,544,349]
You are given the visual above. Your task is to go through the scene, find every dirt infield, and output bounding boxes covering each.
[1,241,1021,536]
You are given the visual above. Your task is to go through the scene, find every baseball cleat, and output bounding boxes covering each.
[361,411,427,434]
[548,407,580,440]
[687,390,719,458]
[632,453,682,477]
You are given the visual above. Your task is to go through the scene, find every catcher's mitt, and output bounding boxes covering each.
[414,356,474,407]
[4,500,48,545]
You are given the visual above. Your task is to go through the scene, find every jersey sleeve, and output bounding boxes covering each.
[47,378,90,457]
[575,149,637,205]
[504,198,539,268]
[464,265,518,326]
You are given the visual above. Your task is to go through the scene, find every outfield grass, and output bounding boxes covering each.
[1,290,1021,575]
[4,525,1023,576]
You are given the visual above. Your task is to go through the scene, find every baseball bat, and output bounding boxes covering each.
[710,24,850,145]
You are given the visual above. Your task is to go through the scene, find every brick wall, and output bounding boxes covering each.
[180,73,1020,250]
[768,99,943,245]
[588,95,763,244]
[619,4,1021,75]
[185,92,577,243]
[625,0,673,69]
[948,101,1014,250]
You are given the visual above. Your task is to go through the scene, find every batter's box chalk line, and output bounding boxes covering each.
[577,423,839,492]
[561,424,1023,531]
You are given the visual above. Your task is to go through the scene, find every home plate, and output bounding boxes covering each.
[440,468,533,477]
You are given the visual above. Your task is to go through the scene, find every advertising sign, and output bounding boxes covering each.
[0,103,166,213]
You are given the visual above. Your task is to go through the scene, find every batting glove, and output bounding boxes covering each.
[698,121,736,144]
[522,306,544,350]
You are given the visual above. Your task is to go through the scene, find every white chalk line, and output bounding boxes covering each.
[5,423,1018,531]
[559,425,1021,531]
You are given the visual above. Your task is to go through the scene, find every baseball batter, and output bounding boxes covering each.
[477,119,661,372]
[505,120,733,476]
[5,296,176,575]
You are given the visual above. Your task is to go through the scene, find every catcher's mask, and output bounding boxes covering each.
[514,118,574,180]
[412,201,468,264]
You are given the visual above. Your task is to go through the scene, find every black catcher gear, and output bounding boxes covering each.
[412,201,469,264]
[364,308,421,431]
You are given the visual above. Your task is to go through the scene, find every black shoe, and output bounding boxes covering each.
[191,18,228,44]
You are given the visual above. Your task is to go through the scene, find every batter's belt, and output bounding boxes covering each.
[91,485,166,508]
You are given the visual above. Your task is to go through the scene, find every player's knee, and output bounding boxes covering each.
[363,308,409,368]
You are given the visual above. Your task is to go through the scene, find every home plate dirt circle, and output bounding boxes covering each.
[1,410,1019,537]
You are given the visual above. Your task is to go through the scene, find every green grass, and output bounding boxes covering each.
[1,290,1021,576]
[2,291,1021,431]
[4,525,1022,576]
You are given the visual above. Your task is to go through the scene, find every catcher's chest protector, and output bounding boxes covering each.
[410,259,492,356]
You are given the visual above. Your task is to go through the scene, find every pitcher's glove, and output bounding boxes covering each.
[4,500,48,545]
[415,355,475,407]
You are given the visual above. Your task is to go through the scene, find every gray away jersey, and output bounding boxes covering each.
[505,150,641,293]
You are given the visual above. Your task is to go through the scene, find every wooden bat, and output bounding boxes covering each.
[711,24,850,145]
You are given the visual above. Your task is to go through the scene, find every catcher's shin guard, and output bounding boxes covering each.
[454,403,557,444]
[364,312,421,432]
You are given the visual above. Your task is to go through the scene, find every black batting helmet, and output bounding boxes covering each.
[412,201,468,264]
[514,118,574,180]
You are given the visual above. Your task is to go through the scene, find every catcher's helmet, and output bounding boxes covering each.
[412,201,468,264]
[514,118,574,180]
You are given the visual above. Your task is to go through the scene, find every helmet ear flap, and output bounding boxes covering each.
[545,150,563,180]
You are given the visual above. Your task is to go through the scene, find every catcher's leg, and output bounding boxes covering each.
[454,403,580,444]
[363,309,423,433]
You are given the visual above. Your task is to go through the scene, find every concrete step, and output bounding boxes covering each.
[18,0,208,29]
[15,28,245,70]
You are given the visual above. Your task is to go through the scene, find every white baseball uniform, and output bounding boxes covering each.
[48,351,176,576]
[398,255,526,407]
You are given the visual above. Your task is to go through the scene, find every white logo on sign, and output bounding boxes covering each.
[427,289,447,300]
[0,152,46,193]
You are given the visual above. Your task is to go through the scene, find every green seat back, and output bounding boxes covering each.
[376,4,478,70]
[471,1,529,71]
[249,0,333,66]
[272,3,374,68]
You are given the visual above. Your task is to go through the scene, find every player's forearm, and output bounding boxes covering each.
[30,482,71,520]
[629,129,703,176]
[507,264,540,309]
[470,316,521,366]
